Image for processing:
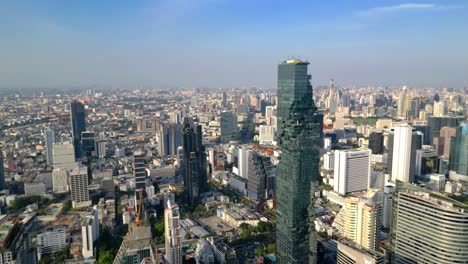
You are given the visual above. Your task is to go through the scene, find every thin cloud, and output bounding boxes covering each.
[357,3,463,17]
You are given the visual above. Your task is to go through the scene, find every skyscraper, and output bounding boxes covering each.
[0,149,4,190]
[82,206,99,258]
[391,181,468,263]
[70,100,86,159]
[44,129,55,165]
[81,131,96,156]
[182,118,208,206]
[165,201,182,264]
[388,123,422,183]
[276,59,322,264]
[449,122,468,178]
[397,86,408,118]
[220,111,238,143]
[247,151,273,200]
[337,191,382,251]
[368,132,384,154]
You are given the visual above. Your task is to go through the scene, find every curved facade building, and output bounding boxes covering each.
[391,181,468,264]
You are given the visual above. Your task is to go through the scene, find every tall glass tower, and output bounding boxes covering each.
[70,100,86,159]
[276,59,322,264]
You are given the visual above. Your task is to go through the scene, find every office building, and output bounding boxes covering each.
[220,111,238,143]
[44,129,55,165]
[165,201,182,264]
[415,148,439,177]
[368,132,384,154]
[388,123,422,183]
[337,191,382,251]
[70,100,86,159]
[52,142,77,170]
[69,166,91,208]
[391,181,468,264]
[334,149,371,195]
[82,206,99,258]
[81,131,96,155]
[52,168,69,193]
[182,118,208,206]
[449,122,468,179]
[433,126,456,157]
[36,226,68,259]
[427,116,464,145]
[247,151,273,200]
[337,241,385,264]
[158,123,183,156]
[276,59,322,264]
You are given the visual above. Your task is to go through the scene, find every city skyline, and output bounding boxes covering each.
[1,0,467,89]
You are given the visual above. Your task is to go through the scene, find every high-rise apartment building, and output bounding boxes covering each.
[44,129,55,165]
[388,123,422,183]
[70,100,86,159]
[391,181,468,263]
[52,168,69,193]
[337,191,382,251]
[36,226,68,259]
[69,166,91,208]
[165,201,182,264]
[276,59,322,264]
[82,206,99,258]
[333,149,371,195]
[182,119,207,206]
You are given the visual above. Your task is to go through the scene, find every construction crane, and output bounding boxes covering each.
[135,189,144,226]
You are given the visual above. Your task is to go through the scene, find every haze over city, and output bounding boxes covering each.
[1,0,467,89]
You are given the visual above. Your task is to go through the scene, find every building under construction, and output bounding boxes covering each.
[113,224,158,264]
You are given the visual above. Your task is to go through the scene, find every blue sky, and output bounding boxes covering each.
[1,0,467,89]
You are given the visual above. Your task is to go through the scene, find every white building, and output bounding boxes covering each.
[433,101,447,117]
[237,146,249,179]
[97,141,106,159]
[52,168,69,193]
[69,166,91,208]
[82,206,100,258]
[165,201,182,264]
[37,226,68,259]
[333,149,371,195]
[390,123,422,183]
[258,125,276,145]
[53,142,77,170]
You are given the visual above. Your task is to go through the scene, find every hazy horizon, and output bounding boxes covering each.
[1,0,467,89]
